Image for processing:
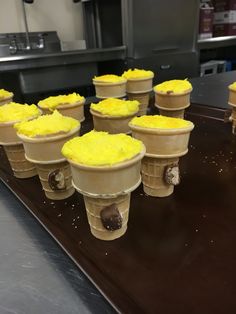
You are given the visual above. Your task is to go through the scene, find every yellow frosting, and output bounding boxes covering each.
[15,110,80,137]
[90,98,139,117]
[62,130,143,166]
[38,93,85,110]
[154,79,192,94]
[0,89,13,100]
[130,115,192,129]
[229,82,236,90]
[93,74,126,83]
[0,102,40,123]
[122,68,154,80]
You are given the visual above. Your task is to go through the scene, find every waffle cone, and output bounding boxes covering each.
[4,144,36,178]
[17,126,80,163]
[93,80,127,99]
[38,100,85,122]
[127,92,150,116]
[83,193,130,240]
[70,147,145,195]
[129,124,194,158]
[0,95,13,106]
[141,157,179,197]
[36,161,74,200]
[230,107,236,134]
[228,87,236,106]
[157,106,185,119]
[126,76,153,93]
[90,108,138,134]
[154,88,192,110]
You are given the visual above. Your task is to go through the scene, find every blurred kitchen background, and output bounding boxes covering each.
[1,0,236,103]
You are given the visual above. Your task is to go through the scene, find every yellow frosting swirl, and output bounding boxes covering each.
[122,68,154,80]
[0,89,13,100]
[93,74,126,83]
[62,130,143,166]
[130,115,192,129]
[154,79,192,94]
[90,98,139,117]
[0,102,40,123]
[38,93,85,110]
[15,110,80,137]
[229,82,236,91]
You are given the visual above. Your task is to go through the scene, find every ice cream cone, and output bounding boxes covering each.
[90,108,138,134]
[36,161,74,200]
[17,126,80,199]
[17,127,80,163]
[63,131,145,240]
[70,147,145,196]
[0,94,13,106]
[127,92,150,116]
[4,144,36,178]
[93,79,127,99]
[38,99,85,122]
[154,88,192,110]
[156,105,186,119]
[126,75,153,94]
[71,150,144,240]
[129,121,194,197]
[0,119,37,179]
[83,193,130,241]
[228,87,236,133]
[230,107,236,134]
[141,156,179,197]
[228,86,236,106]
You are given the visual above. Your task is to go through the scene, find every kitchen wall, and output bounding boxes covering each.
[0,0,84,41]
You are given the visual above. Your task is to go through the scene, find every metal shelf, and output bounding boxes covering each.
[198,36,236,50]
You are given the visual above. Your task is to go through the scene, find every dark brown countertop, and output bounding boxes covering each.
[190,71,236,109]
[1,102,236,313]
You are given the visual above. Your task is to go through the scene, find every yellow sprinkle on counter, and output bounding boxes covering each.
[122,68,154,80]
[0,89,13,100]
[229,82,236,90]
[130,115,192,129]
[93,74,126,83]
[62,130,143,166]
[38,93,85,110]
[90,98,139,117]
[154,79,192,94]
[14,110,80,137]
[0,102,40,123]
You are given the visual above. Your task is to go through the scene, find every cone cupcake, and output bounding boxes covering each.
[154,79,192,119]
[38,93,85,122]
[129,115,194,197]
[228,82,236,133]
[0,89,14,106]
[123,69,154,116]
[62,131,145,240]
[126,92,150,116]
[90,98,139,134]
[93,74,127,99]
[0,102,41,178]
[15,110,80,200]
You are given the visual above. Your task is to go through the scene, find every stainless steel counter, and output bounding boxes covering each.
[0,46,126,72]
[0,181,115,314]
